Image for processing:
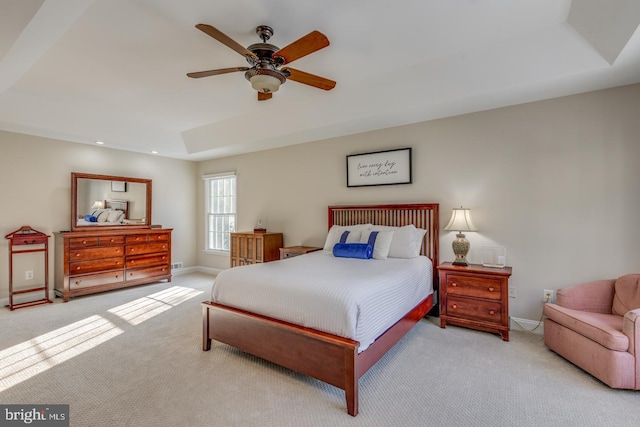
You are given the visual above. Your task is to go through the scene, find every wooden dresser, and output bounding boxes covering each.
[438,262,512,341]
[54,228,172,302]
[230,231,283,267]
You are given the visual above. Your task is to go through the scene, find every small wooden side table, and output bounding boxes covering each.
[279,246,322,260]
[438,262,512,341]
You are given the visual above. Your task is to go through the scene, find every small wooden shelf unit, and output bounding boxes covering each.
[230,231,283,267]
[4,226,52,310]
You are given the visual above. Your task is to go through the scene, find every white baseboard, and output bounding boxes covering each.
[171,266,220,276]
[193,266,222,276]
[510,316,544,335]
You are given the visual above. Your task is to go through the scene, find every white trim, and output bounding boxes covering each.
[202,171,236,180]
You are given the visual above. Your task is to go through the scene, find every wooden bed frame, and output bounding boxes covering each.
[202,203,439,416]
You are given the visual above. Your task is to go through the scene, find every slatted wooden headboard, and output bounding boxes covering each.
[328,203,439,285]
[105,199,129,219]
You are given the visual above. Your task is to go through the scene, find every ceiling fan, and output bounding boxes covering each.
[187,24,336,101]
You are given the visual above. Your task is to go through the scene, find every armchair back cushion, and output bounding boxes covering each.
[556,279,615,313]
[612,274,640,317]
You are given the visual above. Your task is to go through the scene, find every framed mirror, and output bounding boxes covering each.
[71,172,152,232]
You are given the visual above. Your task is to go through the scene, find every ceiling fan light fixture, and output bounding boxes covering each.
[250,74,281,93]
[245,68,286,93]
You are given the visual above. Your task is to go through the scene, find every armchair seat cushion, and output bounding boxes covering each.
[544,303,628,351]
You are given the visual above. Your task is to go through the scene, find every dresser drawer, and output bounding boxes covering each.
[446,274,502,300]
[69,235,125,249]
[126,265,170,281]
[126,253,169,268]
[127,242,169,256]
[69,237,100,249]
[70,257,125,275]
[70,246,124,261]
[126,234,151,244]
[148,233,169,242]
[70,270,124,289]
[99,235,125,245]
[447,295,502,324]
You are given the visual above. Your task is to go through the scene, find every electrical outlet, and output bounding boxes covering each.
[25,270,34,280]
[543,289,555,303]
[508,286,516,298]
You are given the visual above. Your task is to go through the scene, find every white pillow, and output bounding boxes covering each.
[371,225,427,258]
[107,209,122,223]
[359,230,394,260]
[323,224,371,251]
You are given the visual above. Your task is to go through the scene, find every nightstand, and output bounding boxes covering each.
[279,246,322,260]
[438,262,513,341]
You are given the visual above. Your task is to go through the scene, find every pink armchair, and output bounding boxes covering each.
[543,274,640,389]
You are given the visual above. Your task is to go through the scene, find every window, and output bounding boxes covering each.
[204,173,236,252]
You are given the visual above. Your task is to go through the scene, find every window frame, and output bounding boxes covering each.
[203,172,236,254]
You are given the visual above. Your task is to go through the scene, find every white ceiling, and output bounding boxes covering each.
[1,0,639,161]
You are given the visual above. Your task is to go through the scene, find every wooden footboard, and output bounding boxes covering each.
[202,293,433,416]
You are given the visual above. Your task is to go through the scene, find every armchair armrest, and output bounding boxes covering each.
[623,308,640,356]
[556,279,615,313]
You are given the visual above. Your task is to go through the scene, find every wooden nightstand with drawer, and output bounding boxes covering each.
[438,262,513,341]
[279,246,322,260]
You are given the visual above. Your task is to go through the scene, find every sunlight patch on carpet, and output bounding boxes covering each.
[0,315,123,392]
[107,286,202,325]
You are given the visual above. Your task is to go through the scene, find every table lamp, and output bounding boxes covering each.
[444,207,478,266]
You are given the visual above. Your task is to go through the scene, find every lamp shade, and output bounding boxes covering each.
[444,208,478,232]
[91,200,104,210]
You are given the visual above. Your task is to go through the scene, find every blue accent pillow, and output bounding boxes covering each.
[332,243,373,259]
[84,214,98,222]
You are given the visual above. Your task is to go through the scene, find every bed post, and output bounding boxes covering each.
[202,303,212,351]
[345,346,358,416]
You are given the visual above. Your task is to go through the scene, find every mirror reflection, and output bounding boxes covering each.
[71,173,152,231]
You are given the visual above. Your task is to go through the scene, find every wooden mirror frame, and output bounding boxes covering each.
[70,172,152,232]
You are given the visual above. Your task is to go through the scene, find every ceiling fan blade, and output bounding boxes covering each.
[195,24,258,60]
[283,67,336,91]
[273,30,329,65]
[187,67,249,78]
[258,92,273,101]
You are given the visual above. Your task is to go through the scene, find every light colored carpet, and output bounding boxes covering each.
[1,273,638,427]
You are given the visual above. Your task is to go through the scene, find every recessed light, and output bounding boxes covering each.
[151,150,158,154]
[95,141,104,145]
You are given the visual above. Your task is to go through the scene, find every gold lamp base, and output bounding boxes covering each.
[451,232,470,266]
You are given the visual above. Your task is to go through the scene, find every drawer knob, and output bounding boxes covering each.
[82,240,87,244]
[452,304,457,309]
[489,310,495,315]
[488,287,494,292]
[451,282,457,287]
[75,253,80,257]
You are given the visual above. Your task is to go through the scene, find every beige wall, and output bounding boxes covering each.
[0,132,198,300]
[197,84,640,321]
[1,84,638,320]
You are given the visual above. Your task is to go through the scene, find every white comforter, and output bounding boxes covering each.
[211,250,433,352]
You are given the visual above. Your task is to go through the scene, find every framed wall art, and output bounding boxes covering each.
[346,147,412,187]
[111,181,127,192]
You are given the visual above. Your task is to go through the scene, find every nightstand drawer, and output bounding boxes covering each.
[446,274,502,300]
[447,296,502,324]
